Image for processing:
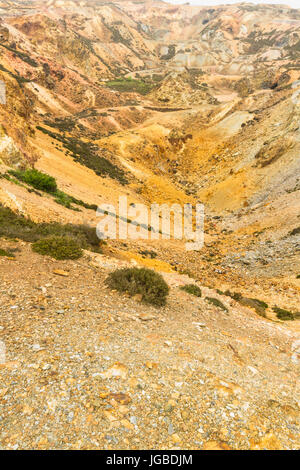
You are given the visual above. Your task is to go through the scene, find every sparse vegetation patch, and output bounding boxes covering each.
[180,284,202,297]
[7,169,98,211]
[273,307,299,321]
[9,169,57,193]
[238,298,268,317]
[289,227,300,236]
[36,126,128,185]
[222,290,268,317]
[105,267,169,307]
[205,296,228,312]
[32,235,83,260]
[0,43,39,67]
[106,77,155,96]
[0,248,15,258]
[0,204,102,253]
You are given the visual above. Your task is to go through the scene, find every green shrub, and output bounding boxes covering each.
[180,284,202,297]
[239,298,268,317]
[205,297,228,312]
[0,204,102,253]
[53,190,92,211]
[250,298,268,310]
[54,190,77,210]
[223,291,268,316]
[105,267,169,307]
[0,248,15,258]
[296,274,300,279]
[32,235,83,260]
[140,249,157,259]
[53,191,97,211]
[9,169,57,193]
[273,307,295,321]
[289,227,300,236]
[224,290,242,301]
[216,289,225,295]
[7,169,98,211]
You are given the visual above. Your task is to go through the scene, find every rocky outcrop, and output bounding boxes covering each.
[0,125,27,167]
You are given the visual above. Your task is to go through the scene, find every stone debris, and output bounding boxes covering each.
[53,269,69,277]
[0,244,299,450]
[101,363,129,380]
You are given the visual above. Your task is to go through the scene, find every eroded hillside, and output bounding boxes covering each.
[0,0,299,314]
[0,1,299,450]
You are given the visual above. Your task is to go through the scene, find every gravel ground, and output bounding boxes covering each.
[0,242,299,450]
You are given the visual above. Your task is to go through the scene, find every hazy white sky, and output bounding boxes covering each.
[167,1,299,8]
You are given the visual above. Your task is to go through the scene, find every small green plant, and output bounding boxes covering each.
[205,297,228,312]
[216,289,225,295]
[273,307,295,321]
[296,274,300,279]
[139,249,157,259]
[54,190,78,210]
[32,236,83,260]
[239,298,268,317]
[224,290,243,301]
[9,169,57,193]
[180,284,202,297]
[105,267,169,307]
[53,191,98,211]
[0,248,15,258]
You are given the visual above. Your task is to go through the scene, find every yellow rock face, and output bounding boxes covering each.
[202,440,232,450]
[250,432,282,450]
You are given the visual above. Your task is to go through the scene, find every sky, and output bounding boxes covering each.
[166,1,299,8]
